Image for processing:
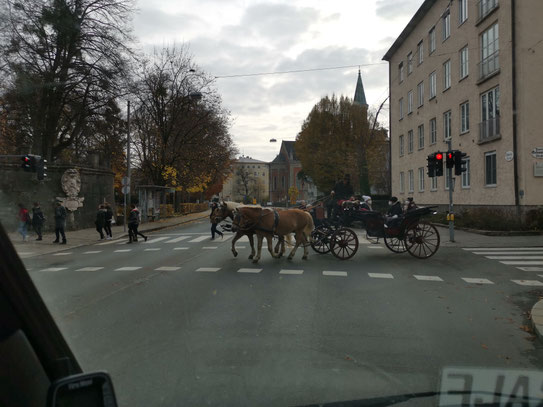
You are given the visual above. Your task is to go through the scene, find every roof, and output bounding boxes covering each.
[382,0,438,61]
[283,141,298,161]
[236,156,268,164]
[354,70,368,107]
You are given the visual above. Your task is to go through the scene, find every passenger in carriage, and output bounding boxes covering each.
[330,174,354,218]
[360,195,373,211]
[385,196,403,229]
[405,197,418,212]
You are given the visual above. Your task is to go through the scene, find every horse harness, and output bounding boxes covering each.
[235,208,280,235]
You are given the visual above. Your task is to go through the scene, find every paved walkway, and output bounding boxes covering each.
[436,225,543,248]
[9,211,209,258]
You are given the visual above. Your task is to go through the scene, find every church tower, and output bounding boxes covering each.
[353,69,368,108]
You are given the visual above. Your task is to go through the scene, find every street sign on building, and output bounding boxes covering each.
[505,151,514,161]
[532,147,543,159]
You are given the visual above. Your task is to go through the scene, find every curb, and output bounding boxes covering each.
[434,223,543,237]
[531,300,543,339]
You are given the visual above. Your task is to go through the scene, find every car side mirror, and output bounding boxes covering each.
[47,371,118,407]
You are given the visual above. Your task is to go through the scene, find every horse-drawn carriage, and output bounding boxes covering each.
[310,200,441,260]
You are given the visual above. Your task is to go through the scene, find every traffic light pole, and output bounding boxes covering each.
[447,139,455,242]
[124,101,131,233]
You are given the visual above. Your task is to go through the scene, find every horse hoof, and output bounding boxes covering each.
[252,259,259,264]
[287,256,293,261]
[302,256,308,260]
[248,255,254,259]
[232,252,238,258]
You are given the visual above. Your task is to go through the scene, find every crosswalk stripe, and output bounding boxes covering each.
[368,273,394,279]
[77,267,103,272]
[18,252,35,256]
[155,266,181,271]
[512,280,543,286]
[462,278,494,284]
[115,267,141,271]
[474,251,543,255]
[164,236,190,243]
[196,267,220,272]
[96,239,124,245]
[517,267,543,272]
[500,261,543,265]
[486,256,543,260]
[279,269,303,275]
[202,247,218,249]
[237,236,250,242]
[84,251,102,254]
[220,235,233,241]
[52,252,71,256]
[39,267,67,272]
[463,247,543,251]
[414,275,443,281]
[238,268,262,273]
[323,271,347,277]
[173,247,189,250]
[367,246,385,249]
[189,236,210,243]
[114,249,131,253]
[144,237,169,244]
[144,248,161,251]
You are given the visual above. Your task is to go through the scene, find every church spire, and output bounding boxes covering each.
[354,69,368,108]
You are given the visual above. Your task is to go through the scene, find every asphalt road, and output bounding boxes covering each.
[23,219,543,406]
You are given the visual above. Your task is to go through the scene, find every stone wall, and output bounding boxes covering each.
[0,163,114,232]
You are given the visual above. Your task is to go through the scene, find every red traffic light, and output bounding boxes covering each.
[436,153,443,160]
[447,153,453,159]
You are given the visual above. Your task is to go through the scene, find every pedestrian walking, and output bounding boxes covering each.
[209,202,223,240]
[32,202,45,240]
[17,203,30,242]
[127,204,147,243]
[53,201,67,244]
[95,204,107,240]
[104,203,113,239]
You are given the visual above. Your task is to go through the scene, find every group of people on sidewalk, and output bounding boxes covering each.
[94,203,114,240]
[16,201,69,244]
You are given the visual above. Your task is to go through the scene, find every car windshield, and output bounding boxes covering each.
[2,0,543,405]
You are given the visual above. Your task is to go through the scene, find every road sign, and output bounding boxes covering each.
[122,176,130,186]
[122,186,130,195]
[505,151,514,161]
[532,147,543,159]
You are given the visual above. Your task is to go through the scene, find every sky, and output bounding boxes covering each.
[132,0,425,162]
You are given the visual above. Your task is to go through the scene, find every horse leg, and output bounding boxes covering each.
[248,232,255,259]
[252,234,263,263]
[231,232,241,257]
[302,233,309,260]
[287,232,302,260]
[274,236,283,257]
[268,235,280,259]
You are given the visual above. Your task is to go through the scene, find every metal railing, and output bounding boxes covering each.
[478,50,499,80]
[477,0,498,21]
[478,116,500,143]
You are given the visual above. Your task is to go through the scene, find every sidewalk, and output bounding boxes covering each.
[436,225,543,248]
[9,211,209,258]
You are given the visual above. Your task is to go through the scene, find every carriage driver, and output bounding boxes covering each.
[330,174,354,218]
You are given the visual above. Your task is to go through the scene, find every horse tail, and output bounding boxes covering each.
[303,212,314,242]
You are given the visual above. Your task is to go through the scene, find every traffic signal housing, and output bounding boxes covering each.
[446,151,455,169]
[454,150,467,176]
[37,157,47,180]
[21,155,32,172]
[435,152,444,176]
[426,153,436,177]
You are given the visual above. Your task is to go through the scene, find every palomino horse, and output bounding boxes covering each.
[211,201,256,259]
[232,207,314,263]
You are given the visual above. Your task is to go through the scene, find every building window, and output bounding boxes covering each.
[408,170,414,193]
[443,60,451,90]
[418,167,425,192]
[443,110,452,140]
[429,71,436,99]
[399,62,404,83]
[442,9,450,41]
[429,27,436,54]
[485,151,497,186]
[431,176,438,191]
[479,23,499,80]
[408,130,414,153]
[407,52,413,74]
[418,124,424,149]
[430,118,437,144]
[399,98,404,119]
[399,135,404,156]
[400,172,405,193]
[459,0,468,24]
[408,90,413,114]
[460,46,469,79]
[417,41,424,65]
[480,86,500,142]
[462,157,471,188]
[460,101,470,133]
[479,0,498,21]
[417,81,424,107]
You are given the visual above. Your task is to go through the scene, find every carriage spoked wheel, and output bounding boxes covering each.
[403,221,440,259]
[384,235,407,253]
[310,225,333,254]
[330,227,359,260]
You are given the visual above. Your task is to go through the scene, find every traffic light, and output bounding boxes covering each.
[454,150,467,176]
[21,155,32,171]
[427,153,436,177]
[435,151,444,176]
[37,156,47,180]
[446,151,455,169]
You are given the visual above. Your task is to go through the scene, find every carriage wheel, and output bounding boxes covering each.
[384,235,407,253]
[310,225,332,254]
[404,221,440,259]
[365,232,380,245]
[331,228,359,260]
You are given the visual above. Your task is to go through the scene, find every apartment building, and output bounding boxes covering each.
[221,156,270,203]
[383,0,543,211]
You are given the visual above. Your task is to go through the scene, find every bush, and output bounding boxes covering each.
[525,208,543,230]
[433,207,543,231]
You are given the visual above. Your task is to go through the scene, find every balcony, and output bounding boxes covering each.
[477,0,498,23]
[478,51,499,81]
[478,116,500,144]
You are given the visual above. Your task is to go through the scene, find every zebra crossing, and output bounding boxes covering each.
[463,247,543,272]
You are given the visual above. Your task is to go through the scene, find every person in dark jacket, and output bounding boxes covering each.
[210,202,223,240]
[330,174,354,219]
[32,202,45,241]
[104,203,113,239]
[387,197,403,217]
[53,201,67,244]
[405,197,418,212]
[127,204,147,243]
[95,204,107,240]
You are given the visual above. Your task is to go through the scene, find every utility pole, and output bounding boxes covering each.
[447,139,455,242]
[123,101,131,232]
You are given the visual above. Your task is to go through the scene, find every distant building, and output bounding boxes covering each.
[221,156,269,203]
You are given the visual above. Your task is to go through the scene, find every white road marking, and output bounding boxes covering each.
[462,278,494,284]
[500,261,543,265]
[39,267,67,272]
[368,273,394,279]
[173,247,189,250]
[114,249,131,253]
[473,251,543,255]
[144,248,161,251]
[512,280,543,286]
[83,251,102,254]
[18,252,35,256]
[517,267,543,271]
[77,267,104,272]
[52,252,72,256]
[189,236,210,243]
[486,256,543,260]
[238,268,262,273]
[237,236,250,242]
[220,235,233,241]
[413,275,443,281]
[355,235,371,245]
[367,246,385,249]
[279,269,304,275]
[155,266,181,271]
[323,271,347,277]
[96,239,124,245]
[196,267,220,272]
[144,237,169,244]
[463,247,543,251]
[164,236,190,243]
[115,267,141,271]
[236,246,247,249]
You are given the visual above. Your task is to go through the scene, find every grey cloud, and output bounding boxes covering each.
[375,0,424,20]
[133,8,205,38]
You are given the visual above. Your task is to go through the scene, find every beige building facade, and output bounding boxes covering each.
[221,157,270,203]
[383,0,543,210]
